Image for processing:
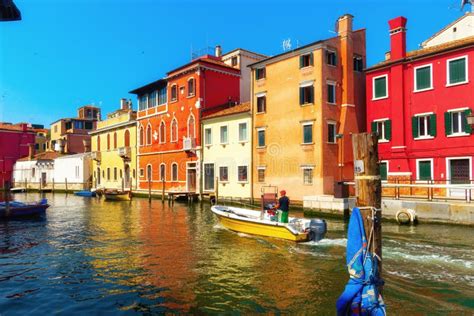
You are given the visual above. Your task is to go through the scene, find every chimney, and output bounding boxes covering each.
[120,98,129,110]
[388,16,407,60]
[28,144,34,160]
[336,14,353,36]
[215,45,222,58]
[83,139,91,152]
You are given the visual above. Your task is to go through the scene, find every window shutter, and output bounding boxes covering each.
[385,120,392,140]
[310,52,314,66]
[412,116,419,139]
[429,114,437,137]
[449,58,466,84]
[309,86,314,103]
[444,111,452,136]
[464,109,472,134]
[371,121,377,133]
[299,87,304,105]
[299,56,303,69]
[255,70,258,80]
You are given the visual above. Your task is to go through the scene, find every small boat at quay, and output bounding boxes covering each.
[74,190,96,197]
[0,199,49,219]
[211,205,327,242]
[104,190,131,201]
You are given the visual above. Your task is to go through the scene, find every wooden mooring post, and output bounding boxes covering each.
[161,178,165,203]
[148,177,151,203]
[352,132,383,291]
[65,178,68,194]
[214,176,219,205]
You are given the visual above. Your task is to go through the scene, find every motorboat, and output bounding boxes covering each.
[104,190,131,201]
[0,199,49,218]
[74,190,96,197]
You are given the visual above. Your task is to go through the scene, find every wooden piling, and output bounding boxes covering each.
[162,178,165,203]
[148,177,151,203]
[215,176,219,205]
[352,132,383,292]
[52,178,55,194]
[65,178,68,194]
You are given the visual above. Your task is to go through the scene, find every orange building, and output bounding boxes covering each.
[130,50,243,194]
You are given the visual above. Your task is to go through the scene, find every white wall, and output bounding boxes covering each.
[53,154,91,184]
[423,14,474,48]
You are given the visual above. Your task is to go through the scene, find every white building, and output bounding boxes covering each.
[53,153,92,190]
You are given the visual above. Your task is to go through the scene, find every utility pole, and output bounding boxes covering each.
[352,132,383,290]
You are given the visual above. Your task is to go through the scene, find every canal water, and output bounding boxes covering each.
[0,194,472,315]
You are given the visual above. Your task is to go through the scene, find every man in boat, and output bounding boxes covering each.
[273,190,290,223]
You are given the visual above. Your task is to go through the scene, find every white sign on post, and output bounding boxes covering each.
[354,160,364,174]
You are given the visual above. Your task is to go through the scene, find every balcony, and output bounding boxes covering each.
[118,146,131,159]
[183,137,196,152]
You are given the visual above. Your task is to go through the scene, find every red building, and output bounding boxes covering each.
[130,49,242,194]
[366,14,474,197]
[0,123,36,189]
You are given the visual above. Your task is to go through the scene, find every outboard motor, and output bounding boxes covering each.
[308,219,327,242]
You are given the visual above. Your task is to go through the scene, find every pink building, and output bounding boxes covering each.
[0,123,36,189]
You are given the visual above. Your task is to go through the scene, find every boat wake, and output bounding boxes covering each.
[300,238,347,247]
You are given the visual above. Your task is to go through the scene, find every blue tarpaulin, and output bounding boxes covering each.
[336,207,386,315]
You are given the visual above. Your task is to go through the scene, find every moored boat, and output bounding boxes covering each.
[0,199,49,218]
[74,190,96,197]
[211,205,326,242]
[104,190,131,201]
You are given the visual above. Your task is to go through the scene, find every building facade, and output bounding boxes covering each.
[0,123,36,189]
[90,99,137,191]
[201,102,252,198]
[50,105,100,154]
[366,14,474,197]
[250,14,366,202]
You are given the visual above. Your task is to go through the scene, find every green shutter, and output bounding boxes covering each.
[444,111,452,135]
[415,66,431,90]
[255,70,258,80]
[299,55,303,69]
[371,121,377,133]
[429,114,437,137]
[310,52,314,66]
[418,161,432,180]
[380,162,387,181]
[309,86,314,103]
[385,120,392,140]
[449,58,466,84]
[374,77,387,99]
[299,87,304,105]
[412,116,419,139]
[464,109,472,134]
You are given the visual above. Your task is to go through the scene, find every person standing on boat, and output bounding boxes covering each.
[273,190,290,223]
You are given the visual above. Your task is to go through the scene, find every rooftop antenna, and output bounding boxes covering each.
[461,0,474,12]
[282,38,292,52]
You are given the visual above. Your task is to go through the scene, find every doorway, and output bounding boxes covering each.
[447,158,471,198]
[41,172,47,187]
[187,162,197,192]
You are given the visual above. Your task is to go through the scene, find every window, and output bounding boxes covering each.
[238,122,247,142]
[65,121,72,130]
[32,167,35,178]
[300,85,314,105]
[158,86,167,105]
[140,168,144,177]
[303,168,313,185]
[302,123,313,144]
[120,169,122,179]
[353,56,363,72]
[371,120,392,141]
[380,162,388,181]
[326,50,337,66]
[412,114,436,138]
[204,163,215,190]
[257,129,265,147]
[414,65,432,91]
[220,126,228,144]
[85,121,93,130]
[139,126,144,146]
[107,168,110,180]
[255,67,266,80]
[327,82,336,104]
[74,121,84,129]
[171,163,178,181]
[170,119,178,142]
[171,85,177,101]
[133,169,136,179]
[102,170,105,178]
[257,167,265,183]
[180,86,185,95]
[107,134,110,150]
[146,124,152,145]
[373,75,388,99]
[238,166,248,182]
[231,56,238,66]
[256,95,266,113]
[447,56,467,85]
[187,115,195,138]
[188,78,195,97]
[160,164,165,181]
[445,109,472,135]
[148,90,157,108]
[54,125,58,133]
[300,53,313,68]
[159,121,166,143]
[124,130,130,147]
[328,122,337,143]
[139,94,147,111]
[219,166,228,182]
[204,128,212,145]
[417,160,432,181]
[114,167,117,181]
[35,143,39,150]
[113,132,117,149]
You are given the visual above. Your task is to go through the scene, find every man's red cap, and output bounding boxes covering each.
[280,190,286,195]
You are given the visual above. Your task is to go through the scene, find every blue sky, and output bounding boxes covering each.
[0,0,470,126]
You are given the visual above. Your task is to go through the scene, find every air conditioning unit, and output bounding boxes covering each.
[118,146,131,157]
[183,137,196,151]
[91,151,101,161]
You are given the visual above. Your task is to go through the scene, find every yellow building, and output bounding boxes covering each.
[90,99,137,191]
[201,103,251,199]
[250,14,366,202]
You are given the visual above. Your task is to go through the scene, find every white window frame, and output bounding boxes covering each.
[373,118,389,143]
[302,122,314,145]
[256,127,266,148]
[159,120,166,144]
[413,63,433,92]
[203,163,215,191]
[327,81,337,104]
[257,166,266,183]
[187,77,195,97]
[237,165,249,183]
[170,118,178,143]
[446,55,469,87]
[171,162,178,182]
[445,156,473,194]
[326,49,337,66]
[159,163,166,181]
[238,122,248,142]
[301,165,314,185]
[219,165,229,183]
[256,93,266,114]
[416,158,434,182]
[380,160,389,183]
[327,121,337,144]
[414,112,434,139]
[219,125,228,145]
[372,74,389,100]
[170,84,178,102]
[187,114,196,139]
[204,127,212,146]
[139,168,144,178]
[447,107,470,137]
[146,123,152,145]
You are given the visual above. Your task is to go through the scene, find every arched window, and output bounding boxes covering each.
[171,163,178,181]
[107,134,110,150]
[139,126,144,146]
[187,114,195,138]
[160,163,166,181]
[188,78,195,97]
[170,119,178,142]
[146,164,152,181]
[97,136,101,151]
[146,124,152,145]
[159,121,166,143]
[113,132,117,149]
[124,130,130,147]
